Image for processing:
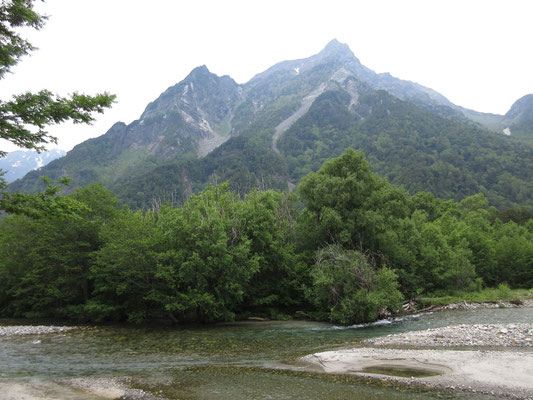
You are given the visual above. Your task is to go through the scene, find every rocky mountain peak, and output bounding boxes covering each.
[320,39,355,57]
[140,65,240,121]
[310,39,360,68]
[185,65,211,81]
[248,39,362,87]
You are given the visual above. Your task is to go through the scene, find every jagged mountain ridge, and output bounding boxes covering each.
[9,40,533,208]
[9,65,244,192]
[9,41,378,191]
[141,65,243,156]
[249,40,455,110]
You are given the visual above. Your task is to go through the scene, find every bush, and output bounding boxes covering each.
[307,244,403,324]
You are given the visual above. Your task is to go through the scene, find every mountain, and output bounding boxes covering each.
[457,94,533,143]
[9,40,533,209]
[0,149,65,183]
[250,40,454,109]
[499,94,533,143]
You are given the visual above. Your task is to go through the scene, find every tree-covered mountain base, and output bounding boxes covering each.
[1,150,532,324]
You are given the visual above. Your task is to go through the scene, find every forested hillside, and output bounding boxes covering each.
[279,87,533,207]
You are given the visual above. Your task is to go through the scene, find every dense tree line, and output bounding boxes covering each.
[1,149,532,324]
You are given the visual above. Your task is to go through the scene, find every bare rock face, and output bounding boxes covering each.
[115,65,243,160]
[141,65,243,145]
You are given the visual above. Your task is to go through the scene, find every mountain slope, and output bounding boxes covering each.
[501,94,533,143]
[279,86,533,205]
[9,66,243,193]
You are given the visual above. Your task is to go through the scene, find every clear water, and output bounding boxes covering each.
[1,307,531,399]
[360,365,443,378]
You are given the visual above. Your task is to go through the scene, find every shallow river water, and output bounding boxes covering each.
[1,307,532,399]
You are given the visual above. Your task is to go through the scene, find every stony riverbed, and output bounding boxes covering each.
[364,323,533,348]
[0,325,79,336]
[425,299,533,311]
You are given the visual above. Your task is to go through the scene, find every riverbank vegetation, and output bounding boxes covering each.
[1,149,532,324]
[418,285,532,308]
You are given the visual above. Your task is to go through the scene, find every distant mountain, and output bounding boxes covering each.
[0,149,65,183]
[9,40,533,209]
[500,94,533,143]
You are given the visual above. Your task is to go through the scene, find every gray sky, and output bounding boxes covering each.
[2,0,532,152]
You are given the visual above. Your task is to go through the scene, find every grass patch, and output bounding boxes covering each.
[418,284,533,308]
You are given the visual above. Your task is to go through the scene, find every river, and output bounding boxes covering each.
[1,307,532,399]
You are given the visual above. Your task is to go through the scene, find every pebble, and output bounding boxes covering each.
[366,323,533,347]
[0,325,78,336]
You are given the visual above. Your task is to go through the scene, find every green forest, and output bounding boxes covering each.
[278,87,533,208]
[1,149,532,325]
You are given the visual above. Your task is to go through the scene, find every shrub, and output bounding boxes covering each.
[307,244,403,324]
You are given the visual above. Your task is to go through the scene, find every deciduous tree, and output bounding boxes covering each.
[0,0,115,188]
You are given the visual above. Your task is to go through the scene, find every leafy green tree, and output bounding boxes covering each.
[493,206,533,225]
[0,176,84,218]
[492,220,533,288]
[414,219,476,292]
[156,184,259,322]
[297,148,409,256]
[240,189,307,315]
[0,183,118,318]
[0,0,115,186]
[408,191,457,222]
[90,186,306,323]
[90,207,165,322]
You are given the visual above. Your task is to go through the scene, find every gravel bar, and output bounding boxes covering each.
[365,323,533,348]
[0,325,79,336]
[428,299,533,311]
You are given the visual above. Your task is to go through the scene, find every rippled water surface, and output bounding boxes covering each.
[1,307,531,399]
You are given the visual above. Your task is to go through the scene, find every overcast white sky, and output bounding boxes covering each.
[1,0,532,152]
